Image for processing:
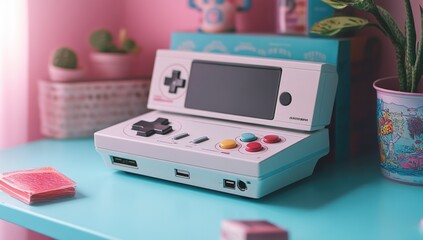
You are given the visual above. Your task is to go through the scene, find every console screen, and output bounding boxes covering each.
[185,60,282,120]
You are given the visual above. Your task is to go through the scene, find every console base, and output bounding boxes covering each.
[95,111,329,198]
[96,148,324,198]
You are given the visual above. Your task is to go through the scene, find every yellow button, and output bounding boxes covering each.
[219,139,237,149]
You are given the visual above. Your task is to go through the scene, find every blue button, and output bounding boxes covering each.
[240,133,257,142]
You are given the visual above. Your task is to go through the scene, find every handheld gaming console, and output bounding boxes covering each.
[94,50,338,198]
[148,50,337,131]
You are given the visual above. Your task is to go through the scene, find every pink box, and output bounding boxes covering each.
[39,79,150,138]
[221,220,288,240]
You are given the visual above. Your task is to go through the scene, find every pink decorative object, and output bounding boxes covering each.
[48,65,85,82]
[90,53,134,80]
[221,220,288,240]
[276,0,307,34]
[0,167,76,204]
[38,79,150,138]
[189,0,251,33]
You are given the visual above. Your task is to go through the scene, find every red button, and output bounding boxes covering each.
[245,142,263,152]
[263,135,281,143]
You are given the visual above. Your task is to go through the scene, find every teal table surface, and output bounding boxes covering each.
[0,138,422,240]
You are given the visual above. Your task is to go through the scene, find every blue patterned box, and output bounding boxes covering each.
[170,32,351,161]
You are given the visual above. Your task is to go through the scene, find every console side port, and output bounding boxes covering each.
[175,169,190,179]
[111,156,138,168]
[237,180,247,191]
[223,179,236,190]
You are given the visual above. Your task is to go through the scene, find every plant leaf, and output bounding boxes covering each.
[375,6,405,47]
[373,6,407,91]
[413,6,423,92]
[322,0,349,9]
[310,16,370,36]
[405,0,416,92]
[322,0,376,11]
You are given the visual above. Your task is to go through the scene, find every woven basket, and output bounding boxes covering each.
[39,79,150,138]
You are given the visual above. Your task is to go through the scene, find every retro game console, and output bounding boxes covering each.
[94,50,338,198]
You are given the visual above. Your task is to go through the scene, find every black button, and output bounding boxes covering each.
[164,70,186,94]
[279,92,292,106]
[132,118,173,137]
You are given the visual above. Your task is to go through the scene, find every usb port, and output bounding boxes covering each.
[223,179,236,189]
[175,169,190,179]
[111,156,138,168]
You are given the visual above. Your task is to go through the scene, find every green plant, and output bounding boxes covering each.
[89,29,114,52]
[52,47,78,69]
[311,0,422,93]
[89,29,139,54]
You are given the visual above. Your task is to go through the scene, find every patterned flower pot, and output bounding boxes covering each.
[373,76,423,185]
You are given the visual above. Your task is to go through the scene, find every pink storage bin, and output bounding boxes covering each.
[39,79,150,138]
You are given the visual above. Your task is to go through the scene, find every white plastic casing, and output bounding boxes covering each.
[94,50,338,198]
[95,111,329,198]
[148,50,338,131]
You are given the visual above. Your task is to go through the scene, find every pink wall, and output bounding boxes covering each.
[123,0,199,78]
[123,0,276,78]
[0,0,28,150]
[27,0,125,141]
[27,0,277,141]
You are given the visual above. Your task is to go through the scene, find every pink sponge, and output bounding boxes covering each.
[221,220,288,240]
[0,167,76,204]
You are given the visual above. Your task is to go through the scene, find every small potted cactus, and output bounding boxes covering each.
[49,47,85,81]
[89,28,139,80]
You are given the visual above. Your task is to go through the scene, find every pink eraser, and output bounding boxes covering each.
[221,220,288,240]
[0,167,76,204]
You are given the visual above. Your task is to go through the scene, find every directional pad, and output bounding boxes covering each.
[131,118,173,137]
[164,70,186,94]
